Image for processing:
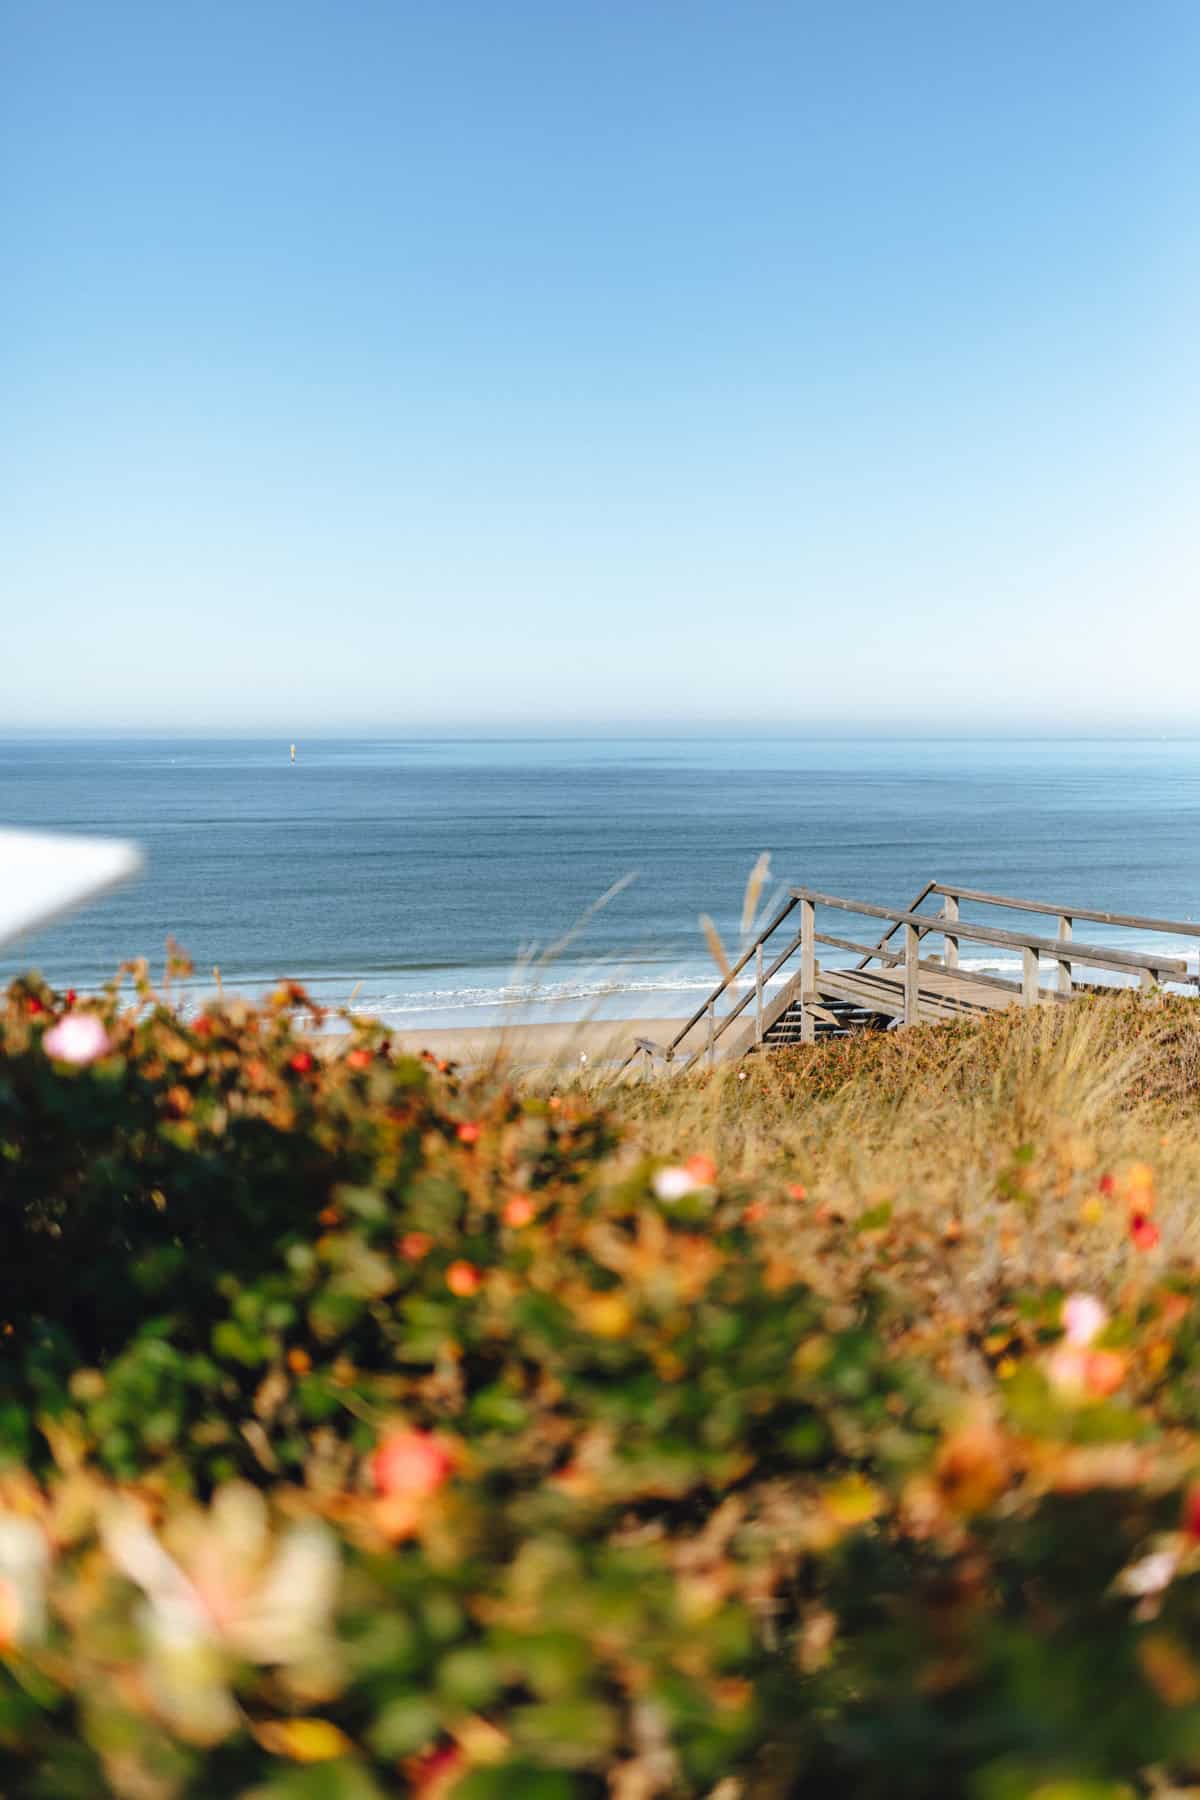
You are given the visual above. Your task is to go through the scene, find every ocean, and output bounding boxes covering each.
[2,737,1199,1026]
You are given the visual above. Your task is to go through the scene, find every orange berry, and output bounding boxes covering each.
[1084,1349,1127,1397]
[787,1182,807,1201]
[503,1194,536,1227]
[446,1260,482,1296]
[287,1347,312,1374]
[684,1154,717,1186]
[399,1232,433,1261]
[346,1047,373,1071]
[456,1121,481,1145]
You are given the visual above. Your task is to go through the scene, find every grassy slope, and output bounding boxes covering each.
[598,994,1200,1339]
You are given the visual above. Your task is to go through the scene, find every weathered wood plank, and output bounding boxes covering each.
[812,931,1042,999]
[791,889,1189,979]
[800,895,816,1045]
[1056,915,1073,998]
[930,885,1200,939]
[904,923,920,1026]
[942,892,960,970]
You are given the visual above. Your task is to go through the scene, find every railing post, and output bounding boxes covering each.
[903,923,919,1025]
[706,1001,715,1067]
[1055,914,1072,996]
[942,892,959,970]
[799,896,815,1043]
[1022,945,1039,1005]
[755,942,764,1043]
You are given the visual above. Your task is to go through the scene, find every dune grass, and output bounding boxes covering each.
[594,993,1200,1339]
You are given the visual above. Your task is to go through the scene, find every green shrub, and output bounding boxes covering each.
[3,970,1200,1796]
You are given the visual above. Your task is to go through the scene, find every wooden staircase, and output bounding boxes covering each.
[619,879,1200,1077]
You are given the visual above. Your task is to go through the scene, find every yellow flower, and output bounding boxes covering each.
[256,1718,353,1762]
[581,1293,634,1339]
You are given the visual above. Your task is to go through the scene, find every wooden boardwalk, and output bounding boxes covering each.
[621,880,1200,1075]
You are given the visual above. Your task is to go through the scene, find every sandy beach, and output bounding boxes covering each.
[372,1013,704,1072]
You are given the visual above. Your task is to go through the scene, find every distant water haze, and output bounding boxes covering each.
[3,737,1199,1026]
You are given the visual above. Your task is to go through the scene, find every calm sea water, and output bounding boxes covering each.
[2,738,1199,1026]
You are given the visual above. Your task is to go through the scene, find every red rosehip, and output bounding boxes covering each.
[370,1429,455,1500]
[1098,1172,1116,1196]
[346,1047,373,1070]
[1183,1483,1200,1541]
[456,1121,481,1145]
[26,997,45,1017]
[1130,1212,1161,1251]
[684,1153,717,1186]
[408,1745,465,1797]
[399,1232,433,1261]
[64,989,77,1009]
[446,1260,482,1296]
[288,1050,315,1074]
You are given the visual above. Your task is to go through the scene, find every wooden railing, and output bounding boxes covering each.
[795,887,1197,1026]
[618,879,1200,1077]
[616,878,933,1075]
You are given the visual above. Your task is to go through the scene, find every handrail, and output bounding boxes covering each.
[663,895,798,1055]
[619,875,1198,1079]
[930,884,1200,939]
[677,926,805,1069]
[792,889,1190,979]
[854,879,939,970]
[615,893,798,1075]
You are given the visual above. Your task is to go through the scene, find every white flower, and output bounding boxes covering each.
[652,1166,700,1202]
[102,1486,340,1743]
[1061,1292,1107,1348]
[0,1516,50,1650]
[1116,1547,1178,1597]
[42,1012,110,1065]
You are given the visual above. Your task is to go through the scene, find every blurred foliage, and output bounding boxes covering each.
[2,968,1200,1794]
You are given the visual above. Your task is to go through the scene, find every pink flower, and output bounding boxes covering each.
[1117,1548,1178,1597]
[42,1013,110,1066]
[1062,1293,1107,1347]
[370,1431,455,1500]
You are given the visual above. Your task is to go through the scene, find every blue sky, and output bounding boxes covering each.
[4,2,1198,734]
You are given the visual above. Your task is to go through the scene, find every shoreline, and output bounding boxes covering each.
[353,1014,700,1071]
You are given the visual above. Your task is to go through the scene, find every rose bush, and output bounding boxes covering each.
[2,970,1200,1794]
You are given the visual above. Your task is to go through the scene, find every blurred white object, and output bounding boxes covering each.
[0,829,142,951]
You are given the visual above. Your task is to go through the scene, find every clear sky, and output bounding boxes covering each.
[4,2,1198,734]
